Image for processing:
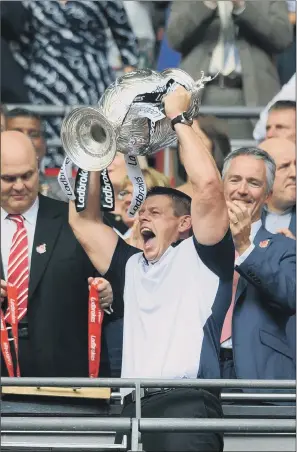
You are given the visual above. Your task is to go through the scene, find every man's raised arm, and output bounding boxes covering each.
[69,171,119,275]
[164,87,229,245]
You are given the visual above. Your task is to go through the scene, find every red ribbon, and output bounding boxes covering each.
[0,285,20,377]
[88,280,104,378]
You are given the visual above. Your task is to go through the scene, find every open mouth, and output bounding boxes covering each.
[140,227,156,248]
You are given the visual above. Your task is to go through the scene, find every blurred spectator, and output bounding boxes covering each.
[259,138,295,237]
[104,153,130,235]
[1,1,29,103]
[265,100,296,142]
[6,108,46,164]
[177,117,231,196]
[253,73,295,142]
[277,1,296,85]
[5,108,67,202]
[221,147,296,382]
[11,0,139,167]
[0,131,114,377]
[167,1,293,139]
[151,1,170,64]
[0,104,7,132]
[109,1,155,73]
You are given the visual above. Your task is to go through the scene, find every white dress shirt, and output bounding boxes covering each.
[221,219,262,348]
[264,207,293,234]
[1,198,39,280]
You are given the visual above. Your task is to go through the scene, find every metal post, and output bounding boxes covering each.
[134,380,143,451]
[130,418,141,452]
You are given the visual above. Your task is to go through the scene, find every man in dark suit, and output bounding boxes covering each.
[259,137,296,370]
[221,146,296,381]
[1,1,29,103]
[0,131,113,377]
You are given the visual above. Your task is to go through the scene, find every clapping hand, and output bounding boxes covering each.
[276,228,296,240]
[227,201,252,255]
[231,0,245,8]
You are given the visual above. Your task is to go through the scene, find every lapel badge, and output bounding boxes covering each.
[259,239,270,249]
[36,243,46,254]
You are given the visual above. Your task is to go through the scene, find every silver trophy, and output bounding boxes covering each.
[61,68,210,171]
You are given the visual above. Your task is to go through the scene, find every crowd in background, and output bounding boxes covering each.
[0,0,296,395]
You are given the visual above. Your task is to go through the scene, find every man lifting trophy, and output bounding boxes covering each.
[58,68,211,214]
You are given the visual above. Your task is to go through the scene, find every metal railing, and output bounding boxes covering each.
[2,377,295,389]
[5,105,264,119]
[1,378,295,451]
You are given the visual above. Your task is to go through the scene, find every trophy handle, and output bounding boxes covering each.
[60,107,117,171]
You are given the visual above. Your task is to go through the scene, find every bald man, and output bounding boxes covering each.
[1,104,7,132]
[0,131,113,378]
[259,138,296,238]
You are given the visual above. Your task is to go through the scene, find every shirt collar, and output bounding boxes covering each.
[264,204,293,216]
[142,240,183,267]
[1,197,39,225]
[251,219,262,241]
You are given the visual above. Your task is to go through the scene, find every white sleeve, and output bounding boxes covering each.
[235,243,255,266]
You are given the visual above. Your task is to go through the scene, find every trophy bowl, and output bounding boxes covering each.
[61,68,206,171]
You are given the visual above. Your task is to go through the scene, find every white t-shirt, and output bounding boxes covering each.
[105,232,234,389]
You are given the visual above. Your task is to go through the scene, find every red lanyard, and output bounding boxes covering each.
[88,280,104,378]
[0,285,20,377]
[1,281,104,378]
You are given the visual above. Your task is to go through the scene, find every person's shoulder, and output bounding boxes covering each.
[271,233,296,250]
[38,194,68,217]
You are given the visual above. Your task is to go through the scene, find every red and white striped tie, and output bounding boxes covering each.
[5,215,29,322]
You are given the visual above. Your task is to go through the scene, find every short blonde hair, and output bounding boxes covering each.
[121,167,171,191]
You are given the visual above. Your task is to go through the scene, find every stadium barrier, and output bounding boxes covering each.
[1,378,295,451]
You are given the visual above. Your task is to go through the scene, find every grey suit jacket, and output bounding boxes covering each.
[166,1,293,106]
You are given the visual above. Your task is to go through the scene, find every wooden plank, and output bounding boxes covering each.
[2,386,111,400]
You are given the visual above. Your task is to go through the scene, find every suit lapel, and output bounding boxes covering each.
[260,208,267,227]
[29,195,63,299]
[235,275,247,305]
[0,254,4,281]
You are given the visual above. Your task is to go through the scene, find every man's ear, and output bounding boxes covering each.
[264,190,273,206]
[178,215,192,238]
